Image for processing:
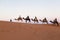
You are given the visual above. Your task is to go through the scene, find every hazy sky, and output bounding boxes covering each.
[0,0,60,20]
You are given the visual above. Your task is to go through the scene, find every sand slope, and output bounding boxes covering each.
[0,21,60,40]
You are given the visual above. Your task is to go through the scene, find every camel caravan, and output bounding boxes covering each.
[10,15,59,26]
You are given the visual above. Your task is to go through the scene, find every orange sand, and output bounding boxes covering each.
[0,21,60,40]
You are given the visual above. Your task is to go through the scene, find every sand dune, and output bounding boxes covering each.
[0,21,60,40]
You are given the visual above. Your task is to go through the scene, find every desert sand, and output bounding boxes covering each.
[0,21,60,40]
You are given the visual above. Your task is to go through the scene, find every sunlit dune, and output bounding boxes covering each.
[0,21,60,40]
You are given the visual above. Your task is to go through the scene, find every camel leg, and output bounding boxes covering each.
[29,19,31,22]
[47,22,48,24]
[56,22,59,26]
[37,20,39,23]
[26,20,27,23]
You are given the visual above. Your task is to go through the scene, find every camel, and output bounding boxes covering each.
[23,16,31,23]
[14,16,23,21]
[50,18,59,26]
[40,18,48,24]
[31,16,39,23]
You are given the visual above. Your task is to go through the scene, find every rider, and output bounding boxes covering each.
[18,15,21,19]
[43,18,47,21]
[53,18,59,26]
[34,16,37,20]
[25,16,30,22]
[54,18,58,23]
[26,16,30,19]
[43,18,48,24]
[54,18,57,22]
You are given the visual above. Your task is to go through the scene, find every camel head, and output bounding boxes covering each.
[50,20,52,22]
[23,17,26,20]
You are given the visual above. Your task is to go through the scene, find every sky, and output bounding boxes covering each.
[0,0,60,21]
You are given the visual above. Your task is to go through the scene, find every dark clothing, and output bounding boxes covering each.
[53,18,59,26]
[26,16,30,20]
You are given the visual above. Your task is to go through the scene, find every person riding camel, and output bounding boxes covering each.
[40,17,48,24]
[14,15,23,21]
[50,18,59,26]
[43,18,47,22]
[18,16,22,19]
[26,16,30,19]
[23,16,31,23]
[54,18,57,22]
[34,16,38,20]
[53,18,59,25]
